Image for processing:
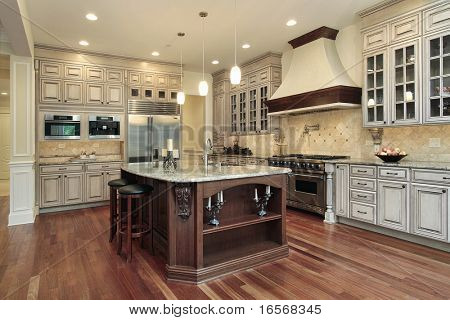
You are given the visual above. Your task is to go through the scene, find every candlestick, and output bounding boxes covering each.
[220,190,224,202]
[254,188,258,201]
[207,197,211,208]
[167,139,173,152]
[266,185,271,194]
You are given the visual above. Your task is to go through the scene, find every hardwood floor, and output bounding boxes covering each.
[0,196,449,299]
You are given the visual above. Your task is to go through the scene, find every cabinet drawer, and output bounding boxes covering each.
[390,13,421,43]
[350,202,376,223]
[412,169,450,186]
[86,162,122,171]
[40,164,84,174]
[363,25,388,52]
[350,165,376,178]
[378,167,409,181]
[423,3,450,34]
[350,189,376,204]
[350,177,376,191]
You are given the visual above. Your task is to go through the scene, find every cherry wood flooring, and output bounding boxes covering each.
[0,196,449,300]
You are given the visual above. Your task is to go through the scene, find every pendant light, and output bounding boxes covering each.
[176,32,186,105]
[198,11,208,96]
[230,0,241,85]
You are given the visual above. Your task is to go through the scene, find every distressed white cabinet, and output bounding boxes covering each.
[40,79,62,103]
[335,164,349,217]
[390,39,421,125]
[64,64,83,80]
[85,67,105,82]
[104,171,121,199]
[40,61,62,78]
[363,49,388,126]
[377,180,409,232]
[411,184,448,241]
[40,174,63,207]
[86,172,105,202]
[106,69,124,83]
[86,83,105,105]
[423,2,450,34]
[63,173,84,205]
[390,13,421,44]
[423,30,450,123]
[63,81,83,104]
[363,25,389,52]
[105,84,124,106]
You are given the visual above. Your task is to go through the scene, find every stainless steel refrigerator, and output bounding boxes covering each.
[127,101,181,163]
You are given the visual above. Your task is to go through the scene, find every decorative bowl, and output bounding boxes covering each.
[375,154,407,163]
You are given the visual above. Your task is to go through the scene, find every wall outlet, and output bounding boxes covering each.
[58,144,65,149]
[429,138,441,148]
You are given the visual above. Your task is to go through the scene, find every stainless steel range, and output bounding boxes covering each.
[268,154,348,215]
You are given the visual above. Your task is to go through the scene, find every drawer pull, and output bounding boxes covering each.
[357,210,367,215]
[386,172,398,175]
[443,177,450,180]
[357,182,368,186]
[357,170,368,173]
[102,166,110,169]
[356,194,368,198]
[58,168,67,171]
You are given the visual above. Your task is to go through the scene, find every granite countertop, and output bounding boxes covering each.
[324,158,450,171]
[121,161,291,183]
[39,156,123,165]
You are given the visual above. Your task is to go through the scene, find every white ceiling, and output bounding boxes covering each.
[24,0,380,73]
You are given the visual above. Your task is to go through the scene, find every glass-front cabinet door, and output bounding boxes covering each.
[363,50,388,126]
[248,89,257,132]
[239,92,247,133]
[230,94,238,134]
[259,85,269,132]
[390,40,420,124]
[424,31,450,123]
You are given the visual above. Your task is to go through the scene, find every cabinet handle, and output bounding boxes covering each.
[356,194,368,198]
[64,100,67,102]
[391,121,394,124]
[357,170,367,173]
[443,177,450,180]
[357,182,368,186]
[386,172,398,175]
[58,168,67,171]
[101,101,104,104]
[357,210,367,214]
[443,190,447,194]
[58,99,61,102]
[107,102,110,104]
[402,185,406,189]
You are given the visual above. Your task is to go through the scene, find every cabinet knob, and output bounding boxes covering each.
[402,185,406,188]
[443,190,447,194]
[58,99,61,102]
[391,121,394,124]
[383,121,386,124]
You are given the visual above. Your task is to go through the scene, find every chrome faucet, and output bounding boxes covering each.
[204,138,213,167]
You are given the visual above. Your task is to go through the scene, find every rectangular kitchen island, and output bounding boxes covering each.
[121,162,291,283]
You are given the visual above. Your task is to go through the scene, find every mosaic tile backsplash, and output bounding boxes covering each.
[39,141,123,158]
[230,108,450,161]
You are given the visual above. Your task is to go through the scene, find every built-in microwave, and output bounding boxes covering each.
[88,115,120,139]
[44,114,81,140]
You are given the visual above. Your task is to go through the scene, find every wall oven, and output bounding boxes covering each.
[88,115,120,139]
[44,114,81,140]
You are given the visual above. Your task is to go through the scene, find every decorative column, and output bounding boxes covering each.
[324,163,336,224]
[174,183,192,219]
[8,55,36,226]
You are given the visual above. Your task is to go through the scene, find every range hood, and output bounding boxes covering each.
[267,27,361,115]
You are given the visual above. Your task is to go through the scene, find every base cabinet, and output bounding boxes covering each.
[40,174,63,207]
[63,173,84,205]
[86,172,105,202]
[411,184,448,241]
[377,180,408,232]
[335,164,349,217]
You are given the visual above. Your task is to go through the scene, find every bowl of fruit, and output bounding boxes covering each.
[375,147,407,163]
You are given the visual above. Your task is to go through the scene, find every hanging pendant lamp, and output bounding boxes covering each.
[198,11,208,96]
[230,0,241,85]
[176,32,186,105]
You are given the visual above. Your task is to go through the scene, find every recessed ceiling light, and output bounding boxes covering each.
[0,92,7,95]
[242,43,251,49]
[211,60,219,65]
[151,51,160,57]
[286,19,297,27]
[79,40,89,46]
[85,13,98,21]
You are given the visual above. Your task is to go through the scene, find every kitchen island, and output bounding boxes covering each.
[121,162,291,283]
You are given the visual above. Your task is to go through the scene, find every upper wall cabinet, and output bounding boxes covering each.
[106,69,124,83]
[85,67,105,82]
[64,64,83,80]
[424,30,450,123]
[362,1,449,127]
[40,61,63,78]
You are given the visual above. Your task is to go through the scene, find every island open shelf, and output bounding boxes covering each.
[121,162,290,284]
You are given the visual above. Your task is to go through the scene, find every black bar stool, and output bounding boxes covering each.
[117,184,154,263]
[107,178,128,242]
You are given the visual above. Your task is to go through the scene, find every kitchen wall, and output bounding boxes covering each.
[181,95,205,154]
[39,140,123,160]
[245,0,450,161]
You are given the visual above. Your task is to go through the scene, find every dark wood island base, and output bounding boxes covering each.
[121,167,289,284]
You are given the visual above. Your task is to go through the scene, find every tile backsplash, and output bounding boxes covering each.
[39,140,123,158]
[227,108,450,161]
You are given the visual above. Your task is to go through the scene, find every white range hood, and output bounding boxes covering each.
[267,27,361,115]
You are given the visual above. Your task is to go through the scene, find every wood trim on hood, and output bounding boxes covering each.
[288,26,339,49]
[265,85,362,114]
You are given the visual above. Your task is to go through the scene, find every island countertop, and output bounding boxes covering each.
[121,161,291,183]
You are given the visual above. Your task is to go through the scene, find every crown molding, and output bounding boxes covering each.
[357,0,404,18]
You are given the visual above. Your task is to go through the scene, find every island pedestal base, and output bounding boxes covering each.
[121,171,289,284]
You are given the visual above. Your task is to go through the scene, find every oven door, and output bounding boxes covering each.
[288,172,325,214]
[45,121,81,140]
[89,121,120,139]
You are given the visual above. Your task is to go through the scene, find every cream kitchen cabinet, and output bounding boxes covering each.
[87,83,124,106]
[362,25,389,52]
[377,180,409,232]
[105,84,124,106]
[106,69,124,83]
[104,171,121,199]
[335,164,349,217]
[64,64,83,80]
[411,183,448,241]
[40,79,62,104]
[63,173,84,205]
[423,2,450,35]
[63,81,83,104]
[40,174,63,207]
[85,66,105,82]
[86,172,105,202]
[40,61,63,78]
[86,83,105,105]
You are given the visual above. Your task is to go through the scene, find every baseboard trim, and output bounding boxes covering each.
[39,201,109,214]
[8,208,36,226]
[338,217,450,253]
